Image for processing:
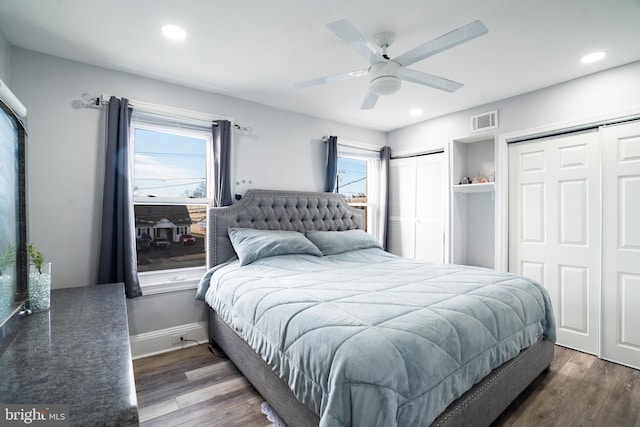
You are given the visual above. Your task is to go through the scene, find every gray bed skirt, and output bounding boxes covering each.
[209,307,554,427]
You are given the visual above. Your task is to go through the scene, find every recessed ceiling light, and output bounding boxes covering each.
[161,24,187,41]
[409,108,423,116]
[580,51,606,64]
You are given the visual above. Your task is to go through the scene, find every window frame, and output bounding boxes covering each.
[130,116,214,294]
[335,142,382,241]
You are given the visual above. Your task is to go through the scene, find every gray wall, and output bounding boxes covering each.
[388,60,640,274]
[0,28,10,84]
[387,61,640,153]
[8,42,639,339]
[9,48,385,335]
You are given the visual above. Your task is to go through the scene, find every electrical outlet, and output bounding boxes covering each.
[171,335,184,345]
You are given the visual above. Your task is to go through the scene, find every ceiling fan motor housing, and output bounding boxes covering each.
[369,61,401,95]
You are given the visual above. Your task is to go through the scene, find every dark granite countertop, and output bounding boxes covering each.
[0,284,139,426]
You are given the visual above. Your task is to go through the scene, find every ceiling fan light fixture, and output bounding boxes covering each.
[368,61,401,96]
[370,75,401,95]
[295,19,488,110]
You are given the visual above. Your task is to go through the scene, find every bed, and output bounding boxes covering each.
[196,189,555,427]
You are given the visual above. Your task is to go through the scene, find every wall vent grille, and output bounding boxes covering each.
[471,110,498,133]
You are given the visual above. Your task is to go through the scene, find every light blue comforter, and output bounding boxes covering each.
[198,248,556,427]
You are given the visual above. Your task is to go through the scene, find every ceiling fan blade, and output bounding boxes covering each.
[400,68,463,92]
[294,69,368,90]
[394,20,488,67]
[327,19,384,64]
[360,91,379,110]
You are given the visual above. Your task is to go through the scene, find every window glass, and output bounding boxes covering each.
[133,128,207,198]
[134,204,207,272]
[336,156,367,200]
[131,118,212,276]
[335,141,385,238]
[336,156,369,230]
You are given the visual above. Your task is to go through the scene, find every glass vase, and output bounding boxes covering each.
[29,262,51,312]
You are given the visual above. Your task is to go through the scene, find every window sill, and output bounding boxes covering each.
[138,267,206,296]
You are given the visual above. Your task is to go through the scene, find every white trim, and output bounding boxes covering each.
[129,321,208,359]
[0,79,27,117]
[336,137,382,151]
[139,280,199,296]
[138,266,206,295]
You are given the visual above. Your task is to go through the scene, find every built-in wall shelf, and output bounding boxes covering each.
[453,182,495,193]
[450,138,496,269]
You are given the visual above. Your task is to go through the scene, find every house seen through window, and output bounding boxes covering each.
[132,116,211,275]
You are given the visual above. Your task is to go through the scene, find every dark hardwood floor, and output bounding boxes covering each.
[494,345,640,426]
[133,344,269,426]
[133,343,640,426]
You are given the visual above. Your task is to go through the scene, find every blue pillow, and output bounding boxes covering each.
[228,228,322,265]
[305,229,382,255]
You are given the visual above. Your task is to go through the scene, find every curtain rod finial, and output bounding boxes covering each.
[232,124,252,134]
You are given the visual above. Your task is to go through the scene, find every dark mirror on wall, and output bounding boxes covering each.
[0,101,27,328]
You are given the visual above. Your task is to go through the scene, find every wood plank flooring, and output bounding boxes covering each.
[133,343,640,426]
[133,344,270,427]
[494,345,640,427]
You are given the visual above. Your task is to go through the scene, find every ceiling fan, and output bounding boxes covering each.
[295,19,488,110]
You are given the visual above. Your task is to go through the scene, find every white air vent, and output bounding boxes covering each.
[470,110,498,133]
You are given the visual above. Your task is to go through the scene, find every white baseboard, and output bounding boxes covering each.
[129,321,208,359]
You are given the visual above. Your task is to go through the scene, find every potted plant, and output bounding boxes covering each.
[0,245,16,314]
[0,244,15,275]
[28,243,51,312]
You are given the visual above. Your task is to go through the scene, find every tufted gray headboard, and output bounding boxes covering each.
[207,189,365,267]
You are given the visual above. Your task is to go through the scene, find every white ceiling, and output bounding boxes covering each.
[1,0,639,132]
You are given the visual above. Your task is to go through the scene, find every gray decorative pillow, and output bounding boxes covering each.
[228,228,322,265]
[305,229,382,255]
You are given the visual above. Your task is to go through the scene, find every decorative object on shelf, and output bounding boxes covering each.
[460,176,471,185]
[489,171,495,182]
[472,176,480,184]
[453,182,494,191]
[28,244,51,312]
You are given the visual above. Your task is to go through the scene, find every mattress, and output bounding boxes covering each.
[198,248,556,427]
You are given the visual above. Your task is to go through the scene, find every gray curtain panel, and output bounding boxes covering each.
[97,96,141,298]
[379,146,391,250]
[325,135,338,192]
[213,120,233,207]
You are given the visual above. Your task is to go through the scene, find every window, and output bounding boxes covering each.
[335,144,381,239]
[131,111,213,290]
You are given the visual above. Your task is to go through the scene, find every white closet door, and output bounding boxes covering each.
[509,131,601,354]
[414,154,445,262]
[602,121,640,369]
[388,158,417,257]
[388,154,445,262]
